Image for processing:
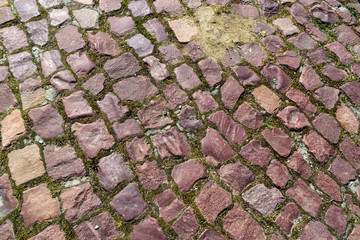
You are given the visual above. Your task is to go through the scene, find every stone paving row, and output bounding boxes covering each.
[1,0,360,239]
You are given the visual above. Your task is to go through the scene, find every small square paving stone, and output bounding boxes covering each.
[60,182,102,222]
[305,23,327,42]
[38,0,61,8]
[28,104,64,139]
[0,65,8,82]
[0,220,15,240]
[153,0,183,15]
[341,81,360,105]
[97,153,133,192]
[273,18,299,36]
[233,102,263,130]
[74,211,123,240]
[276,50,302,70]
[143,18,168,42]
[71,120,115,158]
[233,66,261,86]
[303,130,334,162]
[261,63,291,93]
[275,202,301,234]
[313,86,339,109]
[193,90,218,113]
[1,109,27,149]
[299,65,323,90]
[321,64,348,82]
[201,128,236,165]
[183,41,205,61]
[316,171,341,202]
[97,93,129,122]
[218,162,255,194]
[221,48,242,67]
[301,221,336,240]
[349,225,360,240]
[0,174,18,219]
[44,145,85,180]
[262,127,293,157]
[168,19,197,43]
[126,34,153,57]
[340,136,360,169]
[158,45,184,65]
[132,216,167,240]
[8,51,37,81]
[143,56,169,82]
[286,179,322,217]
[266,159,291,188]
[20,76,46,110]
[262,35,284,53]
[199,230,225,240]
[110,183,147,221]
[242,184,284,216]
[239,42,267,67]
[88,32,120,56]
[312,113,341,144]
[113,75,157,101]
[310,4,339,23]
[62,91,94,119]
[29,225,65,240]
[112,118,140,140]
[288,33,317,51]
[232,4,259,19]
[172,207,199,240]
[178,106,203,130]
[240,140,272,168]
[126,137,152,162]
[220,76,244,109]
[325,205,347,234]
[104,53,141,79]
[171,159,207,192]
[156,189,185,222]
[14,0,40,22]
[286,88,317,116]
[136,161,167,191]
[0,26,28,53]
[39,50,63,77]
[21,184,60,228]
[8,144,45,185]
[198,58,222,88]
[175,64,204,90]
[0,7,14,25]
[276,106,310,130]
[252,85,281,113]
[67,51,95,76]
[334,24,360,45]
[50,70,77,92]
[108,16,135,37]
[82,73,105,95]
[287,3,310,25]
[99,0,122,12]
[73,8,99,29]
[195,180,232,223]
[73,0,94,5]
[260,0,280,18]
[49,7,71,26]
[329,156,356,184]
[223,204,265,240]
[129,0,152,17]
[325,41,354,65]
[151,126,191,160]
[55,25,85,53]
[25,19,49,46]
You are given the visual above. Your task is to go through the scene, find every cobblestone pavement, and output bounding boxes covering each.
[1,0,360,239]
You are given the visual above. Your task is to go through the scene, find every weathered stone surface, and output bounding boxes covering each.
[74,211,123,240]
[171,159,207,192]
[28,104,64,139]
[82,73,105,95]
[49,7,71,26]
[61,182,102,222]
[287,3,310,24]
[154,0,183,15]
[21,184,60,228]
[14,0,39,22]
[286,179,322,216]
[288,33,317,51]
[208,110,248,145]
[105,53,141,79]
[138,98,173,129]
[144,18,167,42]
[158,45,184,65]
[322,64,348,82]
[143,56,169,82]
[0,220,15,240]
[25,19,48,46]
[0,7,14,25]
[97,153,133,192]
[72,0,94,5]
[110,183,147,221]
[340,136,360,169]
[234,102,262,130]
[20,77,45,110]
[286,88,316,115]
[67,51,95,76]
[221,48,242,67]
[277,106,310,130]
[232,4,259,19]
[169,19,197,43]
[163,83,189,110]
[108,16,135,36]
[349,224,360,240]
[175,64,202,90]
[223,204,265,240]
[62,91,94,119]
[219,162,255,194]
[99,0,122,12]
[325,205,347,234]
[8,144,44,185]
[55,25,85,53]
[267,160,291,188]
[183,41,205,61]
[172,207,199,240]
[156,189,185,222]
[73,8,99,29]
[220,76,244,109]
[316,172,341,202]
[132,216,166,240]
[273,18,299,36]
[113,119,143,141]
[8,51,37,81]
[38,0,61,8]
[178,106,203,130]
[1,109,27,149]
[329,156,356,184]
[276,50,302,70]
[126,137,152,162]
[262,35,284,53]
[193,90,218,113]
[113,75,157,101]
[253,21,276,35]
[313,86,339,109]
[240,140,272,167]
[0,66,8,82]
[97,93,129,122]
[136,161,167,191]
[0,174,18,219]
[262,127,292,157]
[275,202,301,234]
[310,3,339,23]
[198,230,225,240]
[71,120,115,158]
[129,0,152,17]
[242,184,284,216]
[306,23,327,42]
[88,32,120,56]
[307,48,330,65]
[288,151,312,179]
[312,113,341,144]
[39,50,63,77]
[299,65,323,90]
[301,221,336,240]
[261,63,291,93]
[198,58,222,88]
[341,81,360,105]
[239,42,267,67]
[151,127,190,159]
[260,0,279,18]
[44,145,85,180]
[252,85,281,113]
[201,128,236,164]
[334,24,359,45]
[234,66,261,86]
[303,131,334,162]
[0,26,28,52]
[126,34,153,57]
[325,41,354,65]
[29,225,65,240]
